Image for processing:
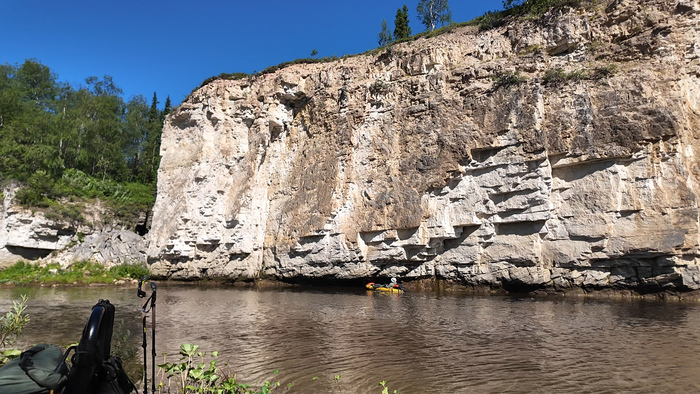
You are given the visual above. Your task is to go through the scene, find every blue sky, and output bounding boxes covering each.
[3,0,503,107]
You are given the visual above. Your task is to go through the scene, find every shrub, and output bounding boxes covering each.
[503,0,584,16]
[109,263,150,280]
[369,80,392,95]
[543,65,617,85]
[0,295,30,366]
[491,71,528,89]
[197,72,251,90]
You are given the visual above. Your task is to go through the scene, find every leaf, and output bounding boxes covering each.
[2,348,21,357]
[189,369,204,380]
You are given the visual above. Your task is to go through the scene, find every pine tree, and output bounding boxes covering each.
[378,19,393,46]
[393,5,411,40]
[163,96,172,120]
[417,0,452,31]
[148,92,159,123]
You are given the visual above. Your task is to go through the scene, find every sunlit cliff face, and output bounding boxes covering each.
[147,0,700,292]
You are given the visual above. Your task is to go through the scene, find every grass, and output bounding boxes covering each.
[0,260,150,286]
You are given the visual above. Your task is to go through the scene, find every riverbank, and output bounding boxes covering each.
[0,260,148,286]
[3,259,700,302]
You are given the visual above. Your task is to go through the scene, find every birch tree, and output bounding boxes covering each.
[416,0,453,31]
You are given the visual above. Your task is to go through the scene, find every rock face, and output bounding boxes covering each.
[0,184,74,265]
[148,0,700,292]
[0,183,147,268]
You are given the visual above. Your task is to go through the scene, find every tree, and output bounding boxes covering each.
[378,19,393,46]
[163,96,172,119]
[393,5,411,40]
[417,0,452,31]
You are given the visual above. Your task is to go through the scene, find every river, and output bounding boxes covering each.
[1,284,699,393]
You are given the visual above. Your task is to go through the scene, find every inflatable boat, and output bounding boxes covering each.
[366,282,404,293]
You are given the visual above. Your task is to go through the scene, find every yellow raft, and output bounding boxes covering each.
[366,283,404,293]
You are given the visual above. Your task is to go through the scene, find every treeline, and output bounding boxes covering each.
[0,59,169,216]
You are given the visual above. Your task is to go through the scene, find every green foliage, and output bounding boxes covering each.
[0,295,30,366]
[542,65,617,85]
[393,5,411,40]
[417,0,453,31]
[542,67,585,85]
[16,168,156,224]
[156,344,399,393]
[491,71,528,89]
[157,344,282,394]
[378,19,393,47]
[310,49,318,57]
[111,318,141,383]
[473,11,507,30]
[112,319,136,360]
[0,59,163,217]
[197,73,251,90]
[380,380,399,394]
[370,80,392,95]
[257,56,339,76]
[589,64,618,79]
[0,295,29,348]
[0,260,149,285]
[502,0,583,16]
[109,262,150,280]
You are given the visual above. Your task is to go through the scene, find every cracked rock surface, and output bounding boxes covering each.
[148,0,700,292]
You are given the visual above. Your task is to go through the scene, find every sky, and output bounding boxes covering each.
[3,0,504,107]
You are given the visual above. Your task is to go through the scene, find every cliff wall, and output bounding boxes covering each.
[148,0,700,292]
[0,183,147,268]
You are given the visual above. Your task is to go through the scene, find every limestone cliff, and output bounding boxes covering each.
[148,0,700,292]
[0,183,147,268]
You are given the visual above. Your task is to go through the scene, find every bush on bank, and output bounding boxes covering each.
[0,260,149,285]
[0,295,29,365]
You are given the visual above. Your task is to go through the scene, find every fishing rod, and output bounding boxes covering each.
[137,276,149,394]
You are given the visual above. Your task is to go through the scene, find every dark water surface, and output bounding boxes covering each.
[2,284,700,393]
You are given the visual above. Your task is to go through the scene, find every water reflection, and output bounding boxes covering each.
[1,285,700,393]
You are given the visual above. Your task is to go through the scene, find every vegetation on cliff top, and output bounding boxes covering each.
[195,0,587,92]
[0,60,168,223]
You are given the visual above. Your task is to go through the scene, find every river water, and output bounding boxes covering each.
[2,284,700,393]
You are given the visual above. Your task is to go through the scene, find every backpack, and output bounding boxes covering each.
[94,356,137,394]
[0,344,68,394]
[62,299,137,394]
[63,299,115,394]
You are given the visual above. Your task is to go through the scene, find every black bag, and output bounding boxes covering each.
[63,299,116,394]
[94,356,137,394]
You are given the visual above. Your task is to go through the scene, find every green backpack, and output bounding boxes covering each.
[0,344,69,394]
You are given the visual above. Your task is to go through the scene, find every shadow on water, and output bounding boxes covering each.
[2,284,700,393]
